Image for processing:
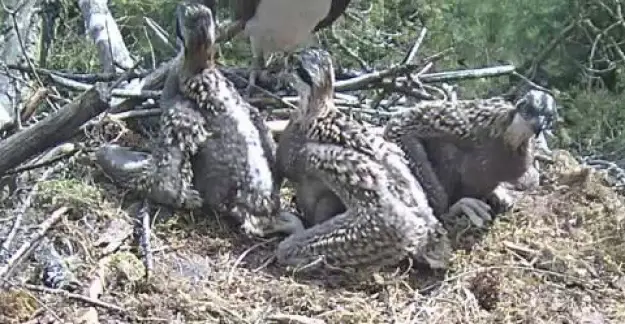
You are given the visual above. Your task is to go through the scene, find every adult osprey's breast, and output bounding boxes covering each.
[244,0,333,52]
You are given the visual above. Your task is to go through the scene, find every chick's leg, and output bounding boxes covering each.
[442,197,492,228]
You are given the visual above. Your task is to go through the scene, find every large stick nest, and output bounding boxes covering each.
[1,128,624,323]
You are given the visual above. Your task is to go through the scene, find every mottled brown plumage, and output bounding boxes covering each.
[96,3,302,237]
[95,83,207,210]
[274,48,451,270]
[383,90,557,226]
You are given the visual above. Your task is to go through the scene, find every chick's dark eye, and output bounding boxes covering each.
[296,64,313,86]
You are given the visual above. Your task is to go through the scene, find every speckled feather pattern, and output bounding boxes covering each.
[156,1,290,237]
[279,141,433,267]
[382,96,537,215]
[304,109,435,218]
[179,67,284,235]
[276,92,449,269]
[156,101,210,203]
[149,103,207,209]
[95,4,290,236]
[106,101,207,210]
[160,106,210,155]
[384,97,514,143]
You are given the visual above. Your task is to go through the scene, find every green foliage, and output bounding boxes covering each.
[557,87,625,158]
[41,0,625,160]
[109,0,179,65]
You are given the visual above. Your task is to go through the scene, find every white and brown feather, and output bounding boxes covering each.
[383,92,555,215]
[95,3,298,236]
[274,48,450,270]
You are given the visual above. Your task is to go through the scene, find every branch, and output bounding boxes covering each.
[109,57,179,113]
[0,206,69,281]
[78,0,135,73]
[0,0,43,131]
[335,63,426,92]
[49,73,160,99]
[335,63,515,92]
[0,83,111,176]
[22,282,128,313]
[518,20,579,77]
[403,27,428,65]
[5,64,149,83]
[0,166,58,260]
[408,65,517,84]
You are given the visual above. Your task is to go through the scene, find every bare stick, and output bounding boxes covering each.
[49,74,160,99]
[21,283,128,313]
[109,58,178,113]
[334,63,425,92]
[0,83,111,176]
[0,206,69,280]
[403,27,428,65]
[266,314,325,324]
[399,65,517,84]
[0,166,58,257]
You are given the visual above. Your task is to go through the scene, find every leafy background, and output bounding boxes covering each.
[47,0,625,162]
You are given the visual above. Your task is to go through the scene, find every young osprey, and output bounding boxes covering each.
[221,0,353,96]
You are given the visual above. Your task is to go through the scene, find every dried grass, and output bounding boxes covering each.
[1,148,624,323]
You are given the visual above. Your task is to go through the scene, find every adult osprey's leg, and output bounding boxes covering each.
[246,37,266,98]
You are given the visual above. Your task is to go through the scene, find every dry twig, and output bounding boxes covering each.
[0,206,69,281]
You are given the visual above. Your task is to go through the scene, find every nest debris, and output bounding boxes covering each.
[0,124,624,324]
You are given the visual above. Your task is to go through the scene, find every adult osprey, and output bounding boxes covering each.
[219,0,353,95]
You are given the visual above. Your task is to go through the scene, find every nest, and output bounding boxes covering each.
[1,118,624,324]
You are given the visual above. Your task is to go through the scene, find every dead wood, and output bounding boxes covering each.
[0,83,111,176]
[0,0,43,132]
[78,0,134,73]
[0,206,69,282]
[108,58,179,114]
